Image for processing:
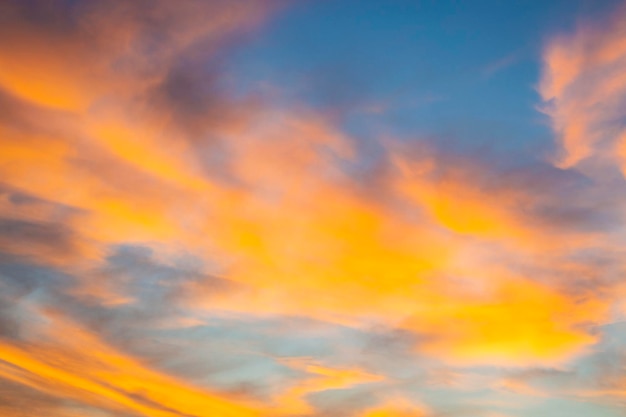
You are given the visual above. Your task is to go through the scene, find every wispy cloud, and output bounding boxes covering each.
[539,3,626,175]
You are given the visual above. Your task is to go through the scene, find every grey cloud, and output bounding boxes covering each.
[0,218,77,256]
[0,377,139,417]
[0,256,72,342]
[309,385,382,417]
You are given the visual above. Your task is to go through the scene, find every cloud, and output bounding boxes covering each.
[269,358,384,415]
[0,218,78,261]
[1,0,626,416]
[359,397,428,417]
[0,0,274,111]
[539,3,626,175]
[0,310,262,417]
[2,1,617,369]
[481,52,522,79]
[0,377,131,417]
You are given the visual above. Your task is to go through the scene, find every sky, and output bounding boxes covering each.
[1,0,626,416]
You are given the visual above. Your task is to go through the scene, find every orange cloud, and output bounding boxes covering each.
[0,309,261,417]
[272,358,383,415]
[0,3,623,416]
[2,91,607,367]
[410,276,606,365]
[0,1,273,112]
[540,4,626,173]
[0,306,260,417]
[360,397,428,417]
[184,142,608,366]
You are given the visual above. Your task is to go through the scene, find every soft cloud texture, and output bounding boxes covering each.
[540,3,626,176]
[1,1,626,417]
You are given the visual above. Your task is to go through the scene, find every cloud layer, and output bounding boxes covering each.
[1,1,626,416]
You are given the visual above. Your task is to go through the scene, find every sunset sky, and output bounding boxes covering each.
[1,1,626,416]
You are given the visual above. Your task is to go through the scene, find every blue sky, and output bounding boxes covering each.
[226,0,597,154]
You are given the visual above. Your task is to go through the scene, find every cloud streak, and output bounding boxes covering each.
[540,3,626,176]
